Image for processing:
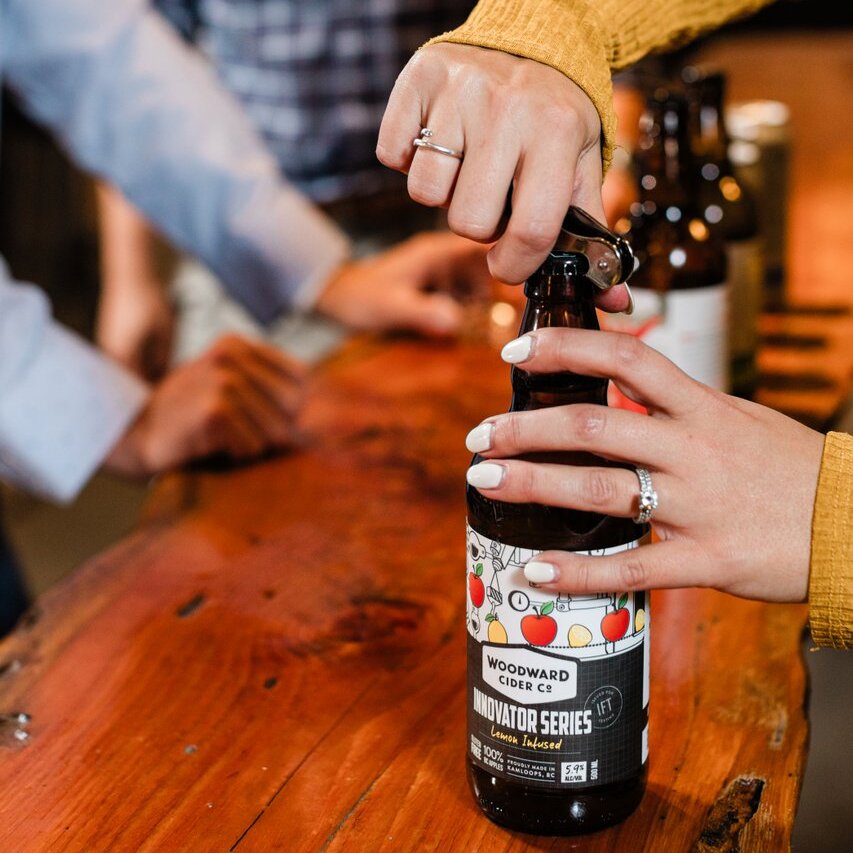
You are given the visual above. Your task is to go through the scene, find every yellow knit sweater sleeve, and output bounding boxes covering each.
[425,0,772,169]
[809,432,853,649]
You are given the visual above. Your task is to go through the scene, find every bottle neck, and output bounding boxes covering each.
[511,257,607,411]
[691,75,730,167]
[637,98,695,207]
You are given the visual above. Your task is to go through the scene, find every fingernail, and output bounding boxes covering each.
[623,282,635,316]
[466,462,505,489]
[501,334,534,364]
[465,422,494,453]
[524,561,559,584]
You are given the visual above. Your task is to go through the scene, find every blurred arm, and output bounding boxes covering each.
[0,0,352,501]
[0,260,149,503]
[95,182,176,380]
[4,0,351,321]
[97,183,161,294]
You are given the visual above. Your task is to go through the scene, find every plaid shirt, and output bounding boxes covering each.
[156,0,469,203]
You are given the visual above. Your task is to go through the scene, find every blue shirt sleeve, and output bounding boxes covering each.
[0,259,150,503]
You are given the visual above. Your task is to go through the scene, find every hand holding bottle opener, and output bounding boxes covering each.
[555,206,636,291]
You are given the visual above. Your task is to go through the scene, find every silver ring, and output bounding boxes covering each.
[633,467,658,524]
[412,127,464,161]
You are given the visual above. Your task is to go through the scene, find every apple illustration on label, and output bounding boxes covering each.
[521,601,558,646]
[601,593,631,642]
[469,563,485,608]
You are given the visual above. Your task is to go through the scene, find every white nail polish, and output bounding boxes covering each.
[500,334,533,364]
[465,422,494,453]
[524,561,558,584]
[623,282,635,316]
[466,462,505,489]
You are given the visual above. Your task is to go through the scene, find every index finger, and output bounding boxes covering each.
[503,327,708,417]
[484,144,630,311]
[376,58,428,174]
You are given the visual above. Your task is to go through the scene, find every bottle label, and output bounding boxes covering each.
[466,524,649,789]
[602,283,729,391]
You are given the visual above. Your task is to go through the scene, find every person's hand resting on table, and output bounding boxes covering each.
[106,334,305,476]
[464,328,825,603]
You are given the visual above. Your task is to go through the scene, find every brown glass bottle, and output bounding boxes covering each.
[685,70,763,398]
[466,245,649,835]
[616,89,729,391]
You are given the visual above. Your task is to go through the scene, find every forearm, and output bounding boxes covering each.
[96,182,160,294]
[427,0,774,167]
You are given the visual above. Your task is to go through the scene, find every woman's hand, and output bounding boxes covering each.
[376,43,629,313]
[106,335,304,476]
[464,328,825,602]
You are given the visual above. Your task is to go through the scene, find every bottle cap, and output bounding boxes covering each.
[540,251,589,277]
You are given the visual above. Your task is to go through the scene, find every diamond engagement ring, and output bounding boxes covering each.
[412,127,464,161]
[633,467,658,524]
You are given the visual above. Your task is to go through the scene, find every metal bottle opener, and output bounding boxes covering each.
[554,206,636,290]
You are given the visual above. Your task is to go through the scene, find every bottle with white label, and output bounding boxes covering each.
[618,89,730,392]
[685,69,763,398]
[466,208,649,835]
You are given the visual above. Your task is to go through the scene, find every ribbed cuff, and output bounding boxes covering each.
[808,432,853,649]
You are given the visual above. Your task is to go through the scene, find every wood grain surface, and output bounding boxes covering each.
[0,336,808,852]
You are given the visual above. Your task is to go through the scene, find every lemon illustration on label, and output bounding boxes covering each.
[635,608,645,632]
[485,614,508,644]
[568,624,592,648]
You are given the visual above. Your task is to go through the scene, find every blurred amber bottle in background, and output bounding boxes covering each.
[685,69,763,398]
[609,89,729,393]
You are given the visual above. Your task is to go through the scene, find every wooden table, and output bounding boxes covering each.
[0,336,808,851]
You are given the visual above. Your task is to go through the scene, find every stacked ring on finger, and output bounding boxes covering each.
[633,467,659,524]
[412,127,464,160]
